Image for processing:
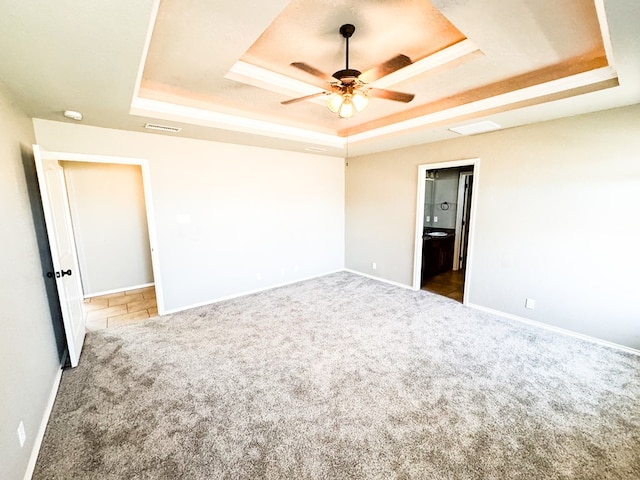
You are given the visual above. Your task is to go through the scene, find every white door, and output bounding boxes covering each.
[453,172,473,271]
[34,146,86,367]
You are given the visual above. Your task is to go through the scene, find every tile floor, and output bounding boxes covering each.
[422,269,465,302]
[83,286,158,331]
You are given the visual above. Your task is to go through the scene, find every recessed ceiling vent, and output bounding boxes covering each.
[449,121,501,136]
[144,123,182,133]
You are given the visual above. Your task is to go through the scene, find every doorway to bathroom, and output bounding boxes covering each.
[412,159,479,303]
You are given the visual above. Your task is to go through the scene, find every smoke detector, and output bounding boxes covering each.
[63,110,83,121]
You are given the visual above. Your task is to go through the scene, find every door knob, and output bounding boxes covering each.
[46,270,72,278]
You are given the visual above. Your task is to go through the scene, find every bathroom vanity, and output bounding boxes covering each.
[421,230,455,284]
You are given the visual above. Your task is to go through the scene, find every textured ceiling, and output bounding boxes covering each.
[1,0,639,156]
[138,0,611,138]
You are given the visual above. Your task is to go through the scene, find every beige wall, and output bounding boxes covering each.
[33,120,345,312]
[0,87,61,478]
[62,162,153,295]
[346,104,640,349]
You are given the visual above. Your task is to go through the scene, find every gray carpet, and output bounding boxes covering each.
[33,272,640,479]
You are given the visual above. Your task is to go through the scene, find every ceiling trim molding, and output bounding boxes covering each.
[130,97,345,147]
[225,61,326,105]
[131,0,161,106]
[131,65,618,150]
[223,39,481,106]
[594,0,615,65]
[348,66,618,143]
[370,39,481,89]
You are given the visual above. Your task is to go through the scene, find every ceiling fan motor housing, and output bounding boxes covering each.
[339,24,356,38]
[332,69,362,82]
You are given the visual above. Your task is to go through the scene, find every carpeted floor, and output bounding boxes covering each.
[33,272,640,479]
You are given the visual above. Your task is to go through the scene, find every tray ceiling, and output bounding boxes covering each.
[134,0,616,146]
[1,0,638,156]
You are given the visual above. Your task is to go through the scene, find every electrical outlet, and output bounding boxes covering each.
[434,216,438,222]
[372,262,377,270]
[525,298,536,310]
[17,421,26,448]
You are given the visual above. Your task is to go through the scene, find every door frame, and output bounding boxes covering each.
[453,171,474,270]
[412,158,480,304]
[35,147,165,314]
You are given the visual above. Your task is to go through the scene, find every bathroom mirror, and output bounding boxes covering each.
[424,169,460,229]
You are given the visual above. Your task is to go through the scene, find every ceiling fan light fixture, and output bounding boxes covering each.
[338,96,355,118]
[327,91,368,117]
[327,92,343,113]
[352,91,369,112]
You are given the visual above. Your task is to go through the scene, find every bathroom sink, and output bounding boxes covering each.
[428,232,448,237]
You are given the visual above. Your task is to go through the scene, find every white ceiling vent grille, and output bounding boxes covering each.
[144,123,182,133]
[449,121,501,136]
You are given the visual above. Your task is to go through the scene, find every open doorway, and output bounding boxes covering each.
[60,161,158,330]
[34,147,163,366]
[412,159,479,303]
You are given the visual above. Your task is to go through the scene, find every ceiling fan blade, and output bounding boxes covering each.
[281,91,327,105]
[367,88,415,103]
[359,54,412,83]
[290,62,332,82]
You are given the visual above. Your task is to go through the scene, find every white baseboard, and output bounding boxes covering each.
[343,269,414,290]
[84,282,155,299]
[23,367,63,480]
[342,270,639,356]
[466,302,640,357]
[161,270,344,315]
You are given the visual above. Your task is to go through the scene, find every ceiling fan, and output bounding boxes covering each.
[281,24,415,118]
